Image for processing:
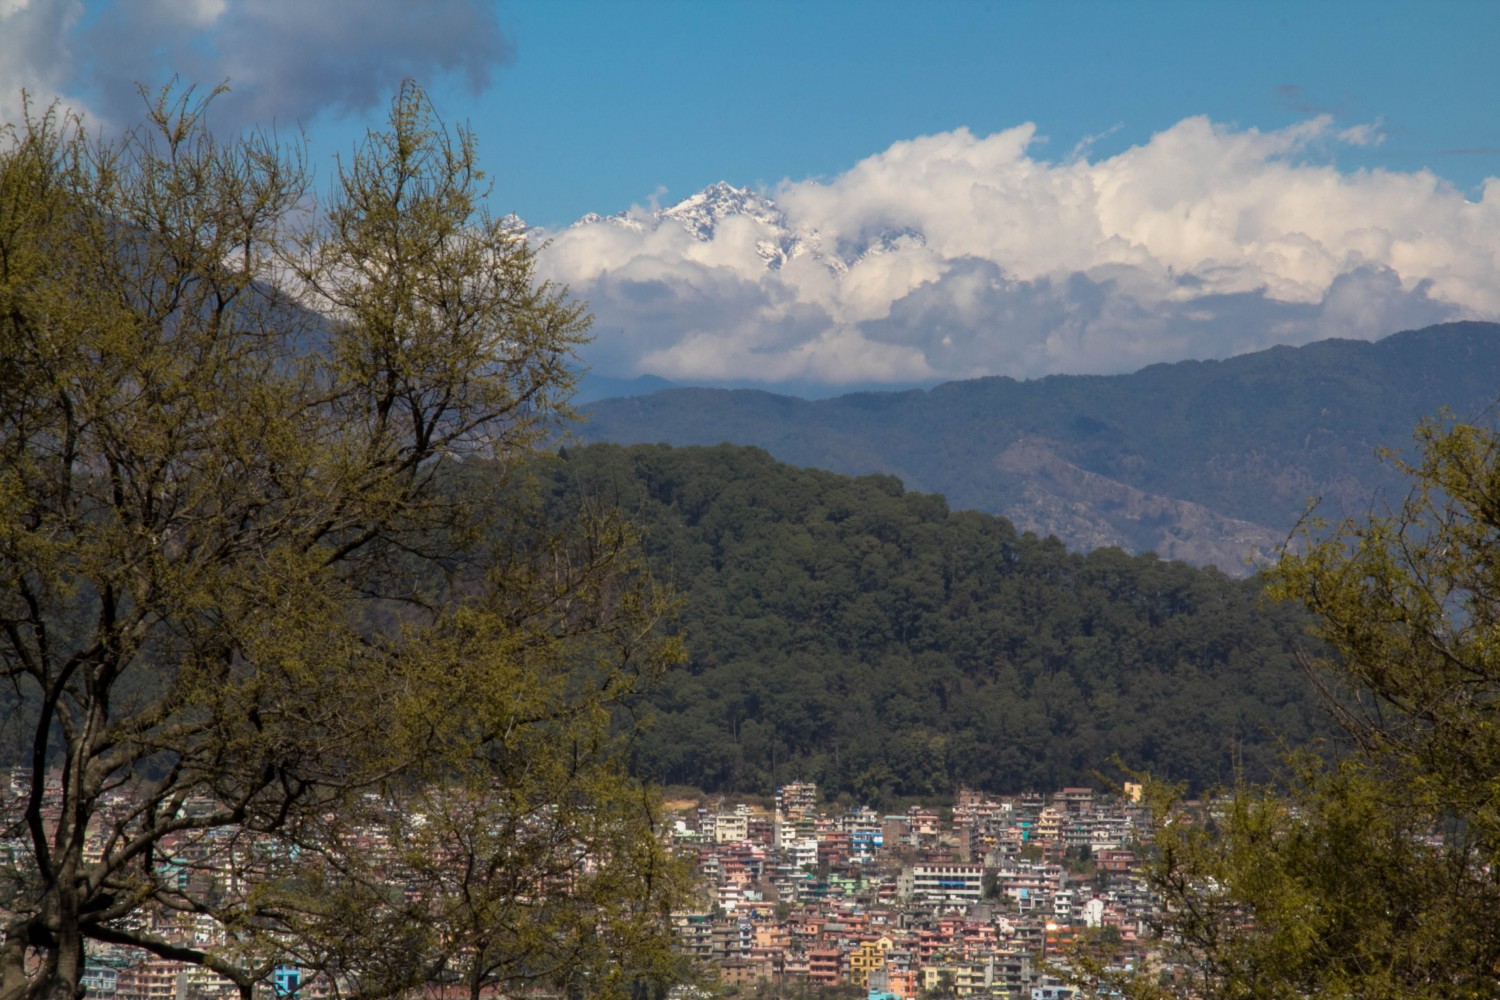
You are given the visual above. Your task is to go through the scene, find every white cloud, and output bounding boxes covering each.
[0,0,509,136]
[0,0,88,127]
[1338,121,1385,147]
[542,115,1499,386]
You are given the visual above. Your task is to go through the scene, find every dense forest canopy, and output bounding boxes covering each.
[517,443,1326,801]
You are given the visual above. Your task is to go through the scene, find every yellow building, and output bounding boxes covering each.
[849,935,893,988]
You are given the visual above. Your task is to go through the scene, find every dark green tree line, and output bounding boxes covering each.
[530,442,1325,800]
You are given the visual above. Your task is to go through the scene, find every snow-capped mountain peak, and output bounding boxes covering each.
[659,181,786,241]
[566,181,927,277]
[569,210,644,233]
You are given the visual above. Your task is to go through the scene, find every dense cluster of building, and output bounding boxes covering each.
[668,783,1159,999]
[4,766,1166,1000]
[1,768,318,1000]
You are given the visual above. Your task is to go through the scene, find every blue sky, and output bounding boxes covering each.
[3,0,1498,389]
[477,1,1500,228]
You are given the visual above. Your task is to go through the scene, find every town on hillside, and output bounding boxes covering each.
[668,782,1162,1000]
[5,766,1174,1000]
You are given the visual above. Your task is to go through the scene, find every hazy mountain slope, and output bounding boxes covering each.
[578,322,1500,572]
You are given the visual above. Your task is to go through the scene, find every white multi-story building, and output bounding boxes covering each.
[715,810,749,843]
[905,863,985,902]
[788,837,819,871]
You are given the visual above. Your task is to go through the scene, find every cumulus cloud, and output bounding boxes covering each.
[542,116,1500,386]
[0,0,88,125]
[0,0,508,135]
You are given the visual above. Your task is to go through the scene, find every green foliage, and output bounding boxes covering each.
[0,84,685,1000]
[1099,764,1499,1000]
[527,442,1324,798]
[1085,415,1500,999]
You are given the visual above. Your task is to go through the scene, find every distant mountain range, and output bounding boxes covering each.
[576,322,1500,573]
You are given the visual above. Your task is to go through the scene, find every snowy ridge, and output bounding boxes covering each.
[572,210,645,233]
[567,181,926,277]
[659,181,784,240]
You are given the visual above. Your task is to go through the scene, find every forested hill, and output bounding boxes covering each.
[577,322,1500,573]
[530,443,1326,800]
